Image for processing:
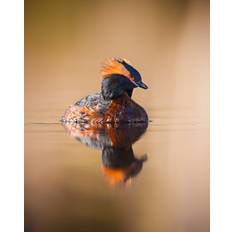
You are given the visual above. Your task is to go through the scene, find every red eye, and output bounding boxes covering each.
[129,75,134,81]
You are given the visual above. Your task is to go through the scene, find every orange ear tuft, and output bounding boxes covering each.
[100,58,131,79]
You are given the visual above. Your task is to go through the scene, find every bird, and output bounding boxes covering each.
[62,58,148,125]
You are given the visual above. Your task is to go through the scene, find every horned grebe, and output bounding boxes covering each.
[62,58,148,125]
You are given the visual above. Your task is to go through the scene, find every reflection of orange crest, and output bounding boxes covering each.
[101,166,134,187]
[100,58,133,81]
[101,166,126,185]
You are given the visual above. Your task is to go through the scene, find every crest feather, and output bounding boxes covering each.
[100,58,131,79]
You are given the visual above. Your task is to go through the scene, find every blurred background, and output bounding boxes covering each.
[25,0,209,231]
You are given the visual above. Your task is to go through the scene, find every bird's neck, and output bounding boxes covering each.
[125,89,133,98]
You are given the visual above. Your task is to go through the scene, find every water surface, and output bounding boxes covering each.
[25,106,209,232]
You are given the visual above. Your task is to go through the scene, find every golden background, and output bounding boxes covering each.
[25,1,209,231]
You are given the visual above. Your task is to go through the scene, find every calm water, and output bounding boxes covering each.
[25,0,209,231]
[25,106,209,232]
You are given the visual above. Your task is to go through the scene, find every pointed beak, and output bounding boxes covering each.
[134,81,148,89]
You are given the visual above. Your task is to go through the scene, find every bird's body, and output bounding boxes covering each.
[62,92,148,125]
[62,58,148,125]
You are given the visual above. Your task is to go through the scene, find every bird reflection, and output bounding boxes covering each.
[63,122,148,186]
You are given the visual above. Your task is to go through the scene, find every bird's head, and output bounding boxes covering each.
[100,58,148,100]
